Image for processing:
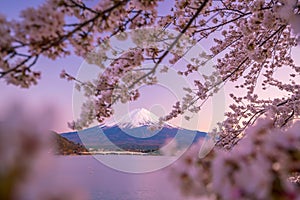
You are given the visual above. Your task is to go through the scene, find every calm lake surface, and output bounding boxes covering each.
[51,155,194,200]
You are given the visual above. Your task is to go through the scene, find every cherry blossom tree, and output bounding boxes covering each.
[1,0,300,199]
[1,0,299,138]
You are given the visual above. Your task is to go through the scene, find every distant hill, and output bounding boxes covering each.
[52,132,89,155]
[61,108,206,153]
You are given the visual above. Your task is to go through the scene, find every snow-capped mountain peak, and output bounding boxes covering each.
[106,108,173,128]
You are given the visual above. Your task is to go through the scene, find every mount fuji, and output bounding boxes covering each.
[61,108,206,153]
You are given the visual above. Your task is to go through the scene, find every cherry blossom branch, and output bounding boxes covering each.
[108,0,210,105]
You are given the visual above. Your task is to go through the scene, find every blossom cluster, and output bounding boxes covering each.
[0,0,163,87]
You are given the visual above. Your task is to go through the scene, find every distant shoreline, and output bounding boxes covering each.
[57,151,164,156]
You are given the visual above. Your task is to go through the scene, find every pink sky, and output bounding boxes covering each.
[1,1,299,133]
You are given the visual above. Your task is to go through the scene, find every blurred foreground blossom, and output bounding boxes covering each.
[0,104,87,200]
[170,118,300,200]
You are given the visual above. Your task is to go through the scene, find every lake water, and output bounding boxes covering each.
[51,155,193,200]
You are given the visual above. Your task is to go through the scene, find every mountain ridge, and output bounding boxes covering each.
[62,109,206,153]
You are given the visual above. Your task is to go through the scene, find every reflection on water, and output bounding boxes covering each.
[51,155,186,200]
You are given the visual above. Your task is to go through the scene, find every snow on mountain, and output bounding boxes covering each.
[106,108,175,128]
